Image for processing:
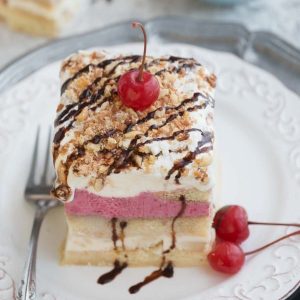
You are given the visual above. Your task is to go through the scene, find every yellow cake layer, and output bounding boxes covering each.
[154,188,212,202]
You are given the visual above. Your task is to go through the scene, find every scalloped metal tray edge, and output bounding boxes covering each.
[0,16,300,96]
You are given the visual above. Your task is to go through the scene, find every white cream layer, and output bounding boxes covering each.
[65,232,213,253]
[66,151,215,198]
[70,170,213,198]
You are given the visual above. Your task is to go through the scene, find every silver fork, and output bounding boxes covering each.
[17,127,60,300]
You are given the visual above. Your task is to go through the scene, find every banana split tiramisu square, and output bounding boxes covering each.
[52,49,217,267]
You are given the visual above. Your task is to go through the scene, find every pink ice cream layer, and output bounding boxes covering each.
[65,189,211,218]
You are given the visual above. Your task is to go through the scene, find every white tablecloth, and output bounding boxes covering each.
[0,0,299,68]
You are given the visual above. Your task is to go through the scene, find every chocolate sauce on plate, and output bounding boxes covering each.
[97,259,128,285]
[128,261,174,294]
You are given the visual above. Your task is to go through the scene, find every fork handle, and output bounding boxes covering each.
[17,206,48,300]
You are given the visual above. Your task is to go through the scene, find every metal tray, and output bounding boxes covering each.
[0,16,299,300]
[0,16,300,96]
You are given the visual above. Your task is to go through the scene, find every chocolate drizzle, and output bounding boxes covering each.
[127,195,185,293]
[110,219,128,251]
[143,101,208,137]
[55,77,116,128]
[58,93,209,182]
[53,53,215,200]
[54,128,118,185]
[52,145,85,198]
[111,217,118,250]
[95,197,187,290]
[97,259,128,285]
[94,196,187,291]
[53,125,67,144]
[61,64,93,95]
[164,195,187,254]
[129,260,174,294]
[55,57,142,132]
[60,55,140,95]
[96,219,128,285]
[123,91,208,134]
[119,221,127,250]
[56,54,205,126]
[165,131,213,183]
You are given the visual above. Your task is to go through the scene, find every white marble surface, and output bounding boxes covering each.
[0,0,300,68]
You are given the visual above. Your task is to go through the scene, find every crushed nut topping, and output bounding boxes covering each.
[52,51,216,201]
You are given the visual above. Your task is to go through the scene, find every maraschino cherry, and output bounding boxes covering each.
[118,22,160,111]
[208,230,300,274]
[213,205,249,244]
[208,241,245,274]
[213,205,300,244]
[209,204,300,274]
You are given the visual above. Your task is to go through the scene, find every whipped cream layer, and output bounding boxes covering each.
[65,232,212,253]
[52,51,216,202]
[8,0,84,21]
[65,190,211,218]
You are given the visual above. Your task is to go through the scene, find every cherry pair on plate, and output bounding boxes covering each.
[208,205,300,274]
[208,205,248,274]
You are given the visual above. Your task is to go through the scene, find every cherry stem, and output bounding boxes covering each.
[244,230,300,256]
[132,22,147,82]
[248,221,300,227]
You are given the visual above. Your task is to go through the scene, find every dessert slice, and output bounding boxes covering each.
[52,49,217,267]
[0,0,88,37]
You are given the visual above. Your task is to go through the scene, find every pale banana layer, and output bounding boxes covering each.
[62,239,212,267]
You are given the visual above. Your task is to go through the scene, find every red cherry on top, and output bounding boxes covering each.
[118,70,160,111]
[208,241,245,274]
[118,22,160,111]
[213,205,249,244]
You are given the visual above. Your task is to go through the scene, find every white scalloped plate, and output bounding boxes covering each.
[0,43,300,300]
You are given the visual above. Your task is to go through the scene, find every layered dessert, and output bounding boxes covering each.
[0,0,88,37]
[52,47,217,269]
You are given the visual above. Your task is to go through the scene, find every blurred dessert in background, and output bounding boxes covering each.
[0,0,89,37]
